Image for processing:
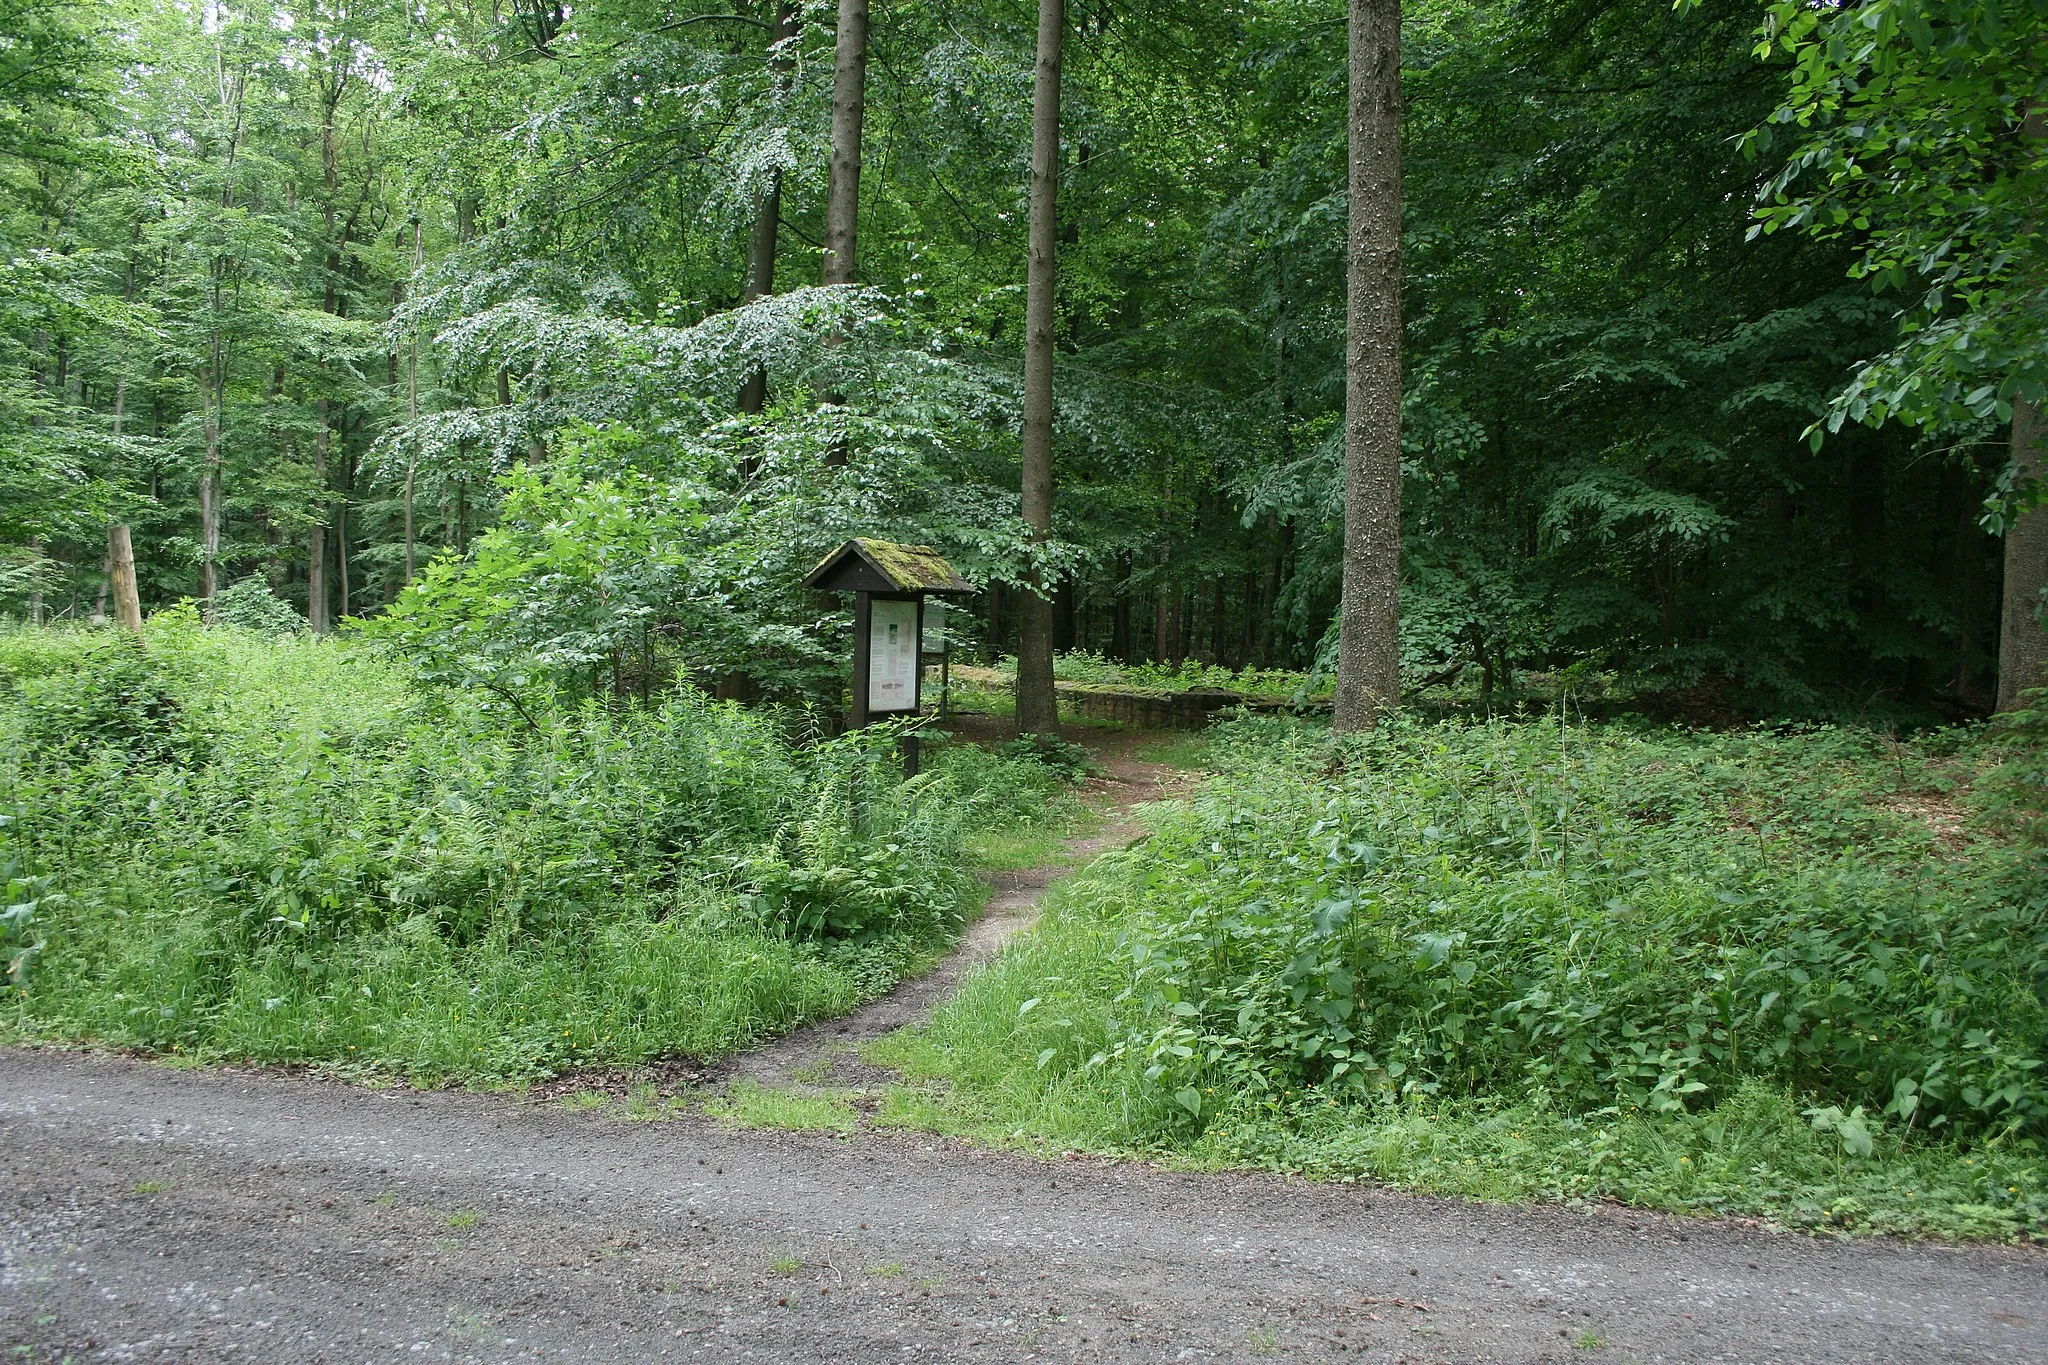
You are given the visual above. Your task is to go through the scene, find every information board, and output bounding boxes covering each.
[867,598,920,713]
[920,599,946,654]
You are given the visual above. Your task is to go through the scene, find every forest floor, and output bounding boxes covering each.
[5,721,2047,1363]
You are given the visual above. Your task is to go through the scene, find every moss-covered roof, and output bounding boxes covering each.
[804,539,976,594]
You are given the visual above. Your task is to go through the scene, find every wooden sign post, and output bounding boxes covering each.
[805,539,976,775]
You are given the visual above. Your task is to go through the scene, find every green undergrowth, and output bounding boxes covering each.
[707,1077,863,1133]
[871,714,2048,1239]
[0,619,1072,1085]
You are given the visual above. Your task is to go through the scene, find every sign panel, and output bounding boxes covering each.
[920,599,946,654]
[867,598,920,713]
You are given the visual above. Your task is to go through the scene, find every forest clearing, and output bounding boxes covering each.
[4,0,2047,1359]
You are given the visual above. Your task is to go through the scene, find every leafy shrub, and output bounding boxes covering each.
[874,714,2046,1234]
[901,716,2046,1153]
[0,624,1050,1080]
[1,845,49,987]
[0,629,195,764]
[1099,718,2047,1140]
[998,733,1094,782]
[203,578,308,634]
[1977,684,2048,843]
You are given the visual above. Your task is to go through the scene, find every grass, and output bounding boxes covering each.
[1126,730,1216,771]
[867,714,2048,1240]
[0,621,1076,1087]
[707,1078,861,1133]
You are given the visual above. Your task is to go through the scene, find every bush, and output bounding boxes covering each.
[204,578,308,634]
[1103,718,2047,1140]
[0,623,1055,1081]
[879,713,2048,1235]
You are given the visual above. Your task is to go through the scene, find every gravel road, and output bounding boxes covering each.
[4,1047,2044,1365]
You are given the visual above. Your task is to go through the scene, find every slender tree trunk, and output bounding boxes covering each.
[403,219,423,583]
[1333,0,1404,732]
[309,399,330,631]
[822,0,868,288]
[307,90,346,633]
[735,160,782,416]
[816,0,869,465]
[1998,398,2048,710]
[102,373,129,625]
[737,2,799,416]
[1995,108,2047,713]
[1014,0,1064,737]
[200,365,223,600]
[337,496,350,618]
[26,537,43,624]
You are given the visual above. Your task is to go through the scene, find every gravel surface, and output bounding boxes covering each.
[4,1047,2045,1364]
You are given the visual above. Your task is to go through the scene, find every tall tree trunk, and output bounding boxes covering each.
[1998,398,2048,711]
[821,0,868,288]
[815,0,869,466]
[738,2,799,416]
[1333,0,1404,733]
[309,93,343,634]
[1014,0,1064,737]
[1995,107,2046,713]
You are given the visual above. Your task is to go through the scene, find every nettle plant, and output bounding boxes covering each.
[1100,718,2048,1142]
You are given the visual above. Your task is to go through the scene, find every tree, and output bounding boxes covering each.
[1332,0,1402,732]
[1014,0,1064,738]
[1738,0,2047,708]
[821,0,868,289]
[737,3,800,417]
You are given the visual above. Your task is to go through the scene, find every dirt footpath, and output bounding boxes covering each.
[4,1048,2044,1364]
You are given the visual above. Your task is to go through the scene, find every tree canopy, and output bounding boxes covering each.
[2,0,2036,719]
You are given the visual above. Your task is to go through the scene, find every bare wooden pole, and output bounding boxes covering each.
[108,525,144,634]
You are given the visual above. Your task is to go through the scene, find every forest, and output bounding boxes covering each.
[3,0,2046,1241]
[2,0,2037,721]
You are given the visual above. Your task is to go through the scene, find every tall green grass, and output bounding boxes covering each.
[0,617,1064,1082]
[875,715,2048,1237]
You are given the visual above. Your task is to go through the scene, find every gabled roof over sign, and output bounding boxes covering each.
[804,538,976,596]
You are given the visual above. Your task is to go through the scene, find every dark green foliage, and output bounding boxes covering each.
[1,0,2016,719]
